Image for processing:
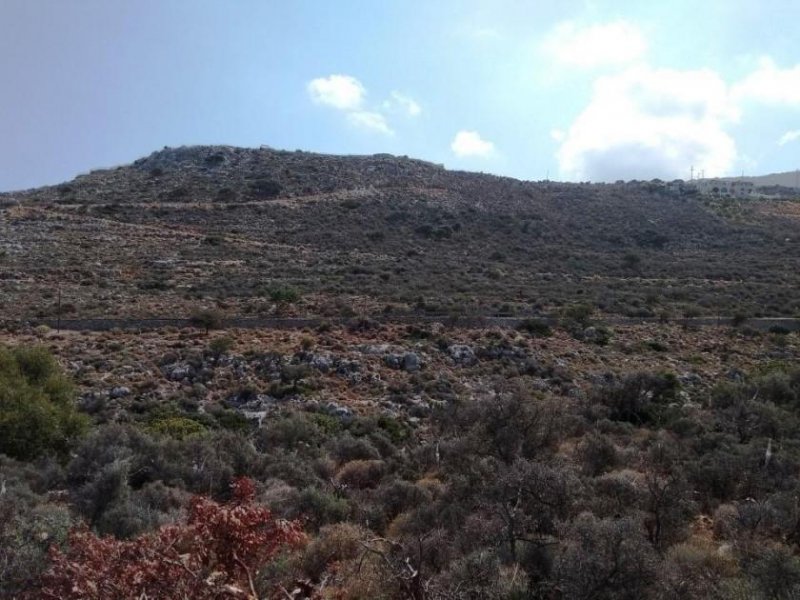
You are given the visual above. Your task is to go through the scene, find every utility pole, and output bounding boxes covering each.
[57,287,62,332]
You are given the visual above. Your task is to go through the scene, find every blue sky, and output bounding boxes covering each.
[1,0,799,191]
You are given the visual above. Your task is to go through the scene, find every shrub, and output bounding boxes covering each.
[36,478,305,599]
[327,434,380,464]
[268,286,301,304]
[377,415,411,444]
[148,416,207,440]
[517,318,553,337]
[301,522,369,580]
[554,514,657,599]
[257,413,324,451]
[249,179,282,199]
[208,335,234,357]
[0,345,89,460]
[295,487,350,529]
[622,252,642,270]
[561,303,595,327]
[335,460,386,489]
[746,545,800,600]
[594,371,680,426]
[189,309,224,333]
[576,433,618,476]
[0,485,73,596]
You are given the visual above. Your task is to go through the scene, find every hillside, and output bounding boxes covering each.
[2,145,800,322]
[737,170,800,189]
[4,146,800,599]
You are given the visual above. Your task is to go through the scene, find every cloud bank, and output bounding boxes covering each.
[556,66,738,181]
[547,21,800,181]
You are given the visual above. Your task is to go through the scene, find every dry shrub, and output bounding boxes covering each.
[302,522,371,580]
[335,460,385,489]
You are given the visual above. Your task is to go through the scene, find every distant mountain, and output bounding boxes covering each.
[706,170,800,190]
[2,145,800,321]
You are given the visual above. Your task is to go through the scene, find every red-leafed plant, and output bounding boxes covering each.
[35,477,304,599]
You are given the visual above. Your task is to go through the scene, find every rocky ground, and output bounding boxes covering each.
[5,320,796,429]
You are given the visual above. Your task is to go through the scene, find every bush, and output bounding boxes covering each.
[189,309,224,333]
[327,434,381,464]
[257,413,325,451]
[0,483,73,595]
[0,345,89,460]
[208,336,234,357]
[594,371,680,426]
[302,522,369,580]
[561,303,595,327]
[517,318,553,337]
[295,487,350,529]
[553,514,657,599]
[268,286,301,304]
[576,433,618,476]
[148,417,207,440]
[336,460,385,489]
[746,546,800,600]
[36,478,304,599]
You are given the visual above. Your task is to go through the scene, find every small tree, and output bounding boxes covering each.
[190,308,224,334]
[0,345,89,460]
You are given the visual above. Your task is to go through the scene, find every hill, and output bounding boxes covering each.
[738,170,800,189]
[4,146,800,599]
[2,144,800,322]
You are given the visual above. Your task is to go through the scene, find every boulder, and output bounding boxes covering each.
[109,386,131,399]
[448,344,477,366]
[165,363,194,382]
[402,352,421,372]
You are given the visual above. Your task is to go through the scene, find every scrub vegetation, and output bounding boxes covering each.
[2,147,800,598]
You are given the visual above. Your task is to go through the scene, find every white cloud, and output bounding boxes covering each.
[451,130,495,158]
[383,91,422,117]
[307,74,365,110]
[733,57,800,106]
[307,76,420,135]
[556,66,738,181]
[542,20,647,69]
[347,111,394,135]
[779,130,800,146]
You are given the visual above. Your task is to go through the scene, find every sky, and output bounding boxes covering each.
[1,0,800,191]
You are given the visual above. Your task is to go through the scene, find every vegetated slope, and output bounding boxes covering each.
[2,144,800,320]
[736,170,800,189]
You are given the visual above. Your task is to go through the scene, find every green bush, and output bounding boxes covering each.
[594,371,680,426]
[208,335,234,357]
[148,416,207,440]
[0,346,89,460]
[561,303,595,326]
[516,318,553,338]
[268,286,301,304]
[296,487,351,530]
